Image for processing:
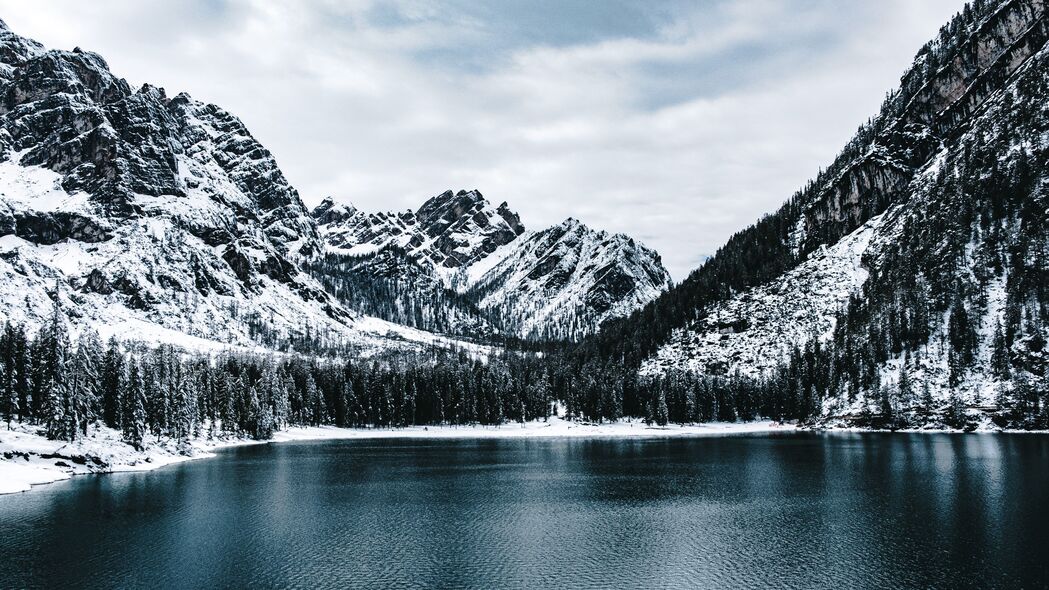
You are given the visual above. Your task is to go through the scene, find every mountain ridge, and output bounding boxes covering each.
[587,0,1049,429]
[0,17,669,351]
[311,189,672,341]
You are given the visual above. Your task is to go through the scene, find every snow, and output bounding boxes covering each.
[0,419,797,495]
[352,315,494,357]
[0,154,93,213]
[0,461,71,494]
[643,211,890,378]
[315,193,671,340]
[0,423,227,495]
[268,418,796,442]
[467,220,671,339]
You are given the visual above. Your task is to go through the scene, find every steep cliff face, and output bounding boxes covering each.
[637,0,1049,426]
[0,19,447,351]
[796,0,1047,254]
[468,218,672,340]
[317,190,524,280]
[313,191,671,340]
[0,18,671,350]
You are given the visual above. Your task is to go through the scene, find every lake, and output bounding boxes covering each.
[1,433,1047,589]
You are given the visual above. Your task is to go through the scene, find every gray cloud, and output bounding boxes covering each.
[0,0,965,278]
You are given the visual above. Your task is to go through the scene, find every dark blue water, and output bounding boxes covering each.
[1,433,1048,589]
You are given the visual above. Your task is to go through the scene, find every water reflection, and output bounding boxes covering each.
[1,433,1047,589]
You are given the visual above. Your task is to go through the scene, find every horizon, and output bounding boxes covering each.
[0,0,965,279]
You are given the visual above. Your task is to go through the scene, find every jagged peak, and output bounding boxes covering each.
[311,197,358,225]
[138,83,167,99]
[496,201,526,236]
[418,188,485,213]
[550,216,600,237]
[543,216,665,257]
[416,188,520,229]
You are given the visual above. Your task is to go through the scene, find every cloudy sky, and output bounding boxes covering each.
[0,0,964,279]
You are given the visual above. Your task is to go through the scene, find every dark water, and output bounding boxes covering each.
[1,433,1048,589]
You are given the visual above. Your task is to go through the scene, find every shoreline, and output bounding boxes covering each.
[2,419,791,495]
[2,418,1045,496]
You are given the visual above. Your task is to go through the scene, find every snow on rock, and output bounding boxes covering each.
[0,21,488,356]
[469,218,673,339]
[314,191,672,340]
[643,211,887,378]
[0,422,229,495]
[640,0,1049,424]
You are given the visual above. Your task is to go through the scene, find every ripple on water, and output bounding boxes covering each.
[1,434,1048,589]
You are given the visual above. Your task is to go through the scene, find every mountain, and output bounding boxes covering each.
[311,190,672,341]
[591,0,1049,428]
[0,19,477,353]
[466,218,672,340]
[0,19,670,351]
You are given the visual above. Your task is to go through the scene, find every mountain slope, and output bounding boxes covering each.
[467,218,672,340]
[0,16,671,350]
[312,190,672,340]
[593,0,1049,427]
[0,19,478,353]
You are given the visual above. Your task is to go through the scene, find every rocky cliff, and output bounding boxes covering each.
[313,190,672,340]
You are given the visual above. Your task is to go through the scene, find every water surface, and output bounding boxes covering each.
[2,433,1047,589]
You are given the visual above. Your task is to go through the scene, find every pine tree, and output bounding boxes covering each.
[402,380,417,426]
[1,361,15,429]
[304,374,321,426]
[38,303,71,441]
[944,388,968,431]
[68,344,98,439]
[991,321,1011,379]
[654,388,669,427]
[898,363,913,409]
[100,338,124,429]
[122,359,147,451]
[683,381,697,424]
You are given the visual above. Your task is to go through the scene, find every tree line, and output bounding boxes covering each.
[1,304,815,446]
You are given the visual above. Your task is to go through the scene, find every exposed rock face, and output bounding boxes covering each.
[414,190,525,270]
[318,190,526,276]
[796,0,1048,253]
[0,18,671,348]
[468,218,673,340]
[0,18,353,347]
[314,191,672,340]
[640,0,1049,422]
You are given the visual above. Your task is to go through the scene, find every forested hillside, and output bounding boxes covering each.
[587,0,1049,429]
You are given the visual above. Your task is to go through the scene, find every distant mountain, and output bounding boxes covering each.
[590,0,1049,428]
[311,190,672,341]
[0,18,670,350]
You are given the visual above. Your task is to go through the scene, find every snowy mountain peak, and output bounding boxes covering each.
[0,21,411,351]
[311,197,358,225]
[0,18,671,350]
[313,189,671,340]
[411,189,525,270]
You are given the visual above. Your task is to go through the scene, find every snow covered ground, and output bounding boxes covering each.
[0,418,796,495]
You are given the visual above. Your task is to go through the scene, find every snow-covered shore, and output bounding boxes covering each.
[0,418,796,495]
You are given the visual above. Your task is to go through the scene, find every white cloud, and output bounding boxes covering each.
[0,0,965,278]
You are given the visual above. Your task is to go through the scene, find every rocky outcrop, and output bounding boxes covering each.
[640,0,1049,426]
[314,192,671,340]
[796,0,1047,254]
[0,19,352,348]
[468,218,672,340]
[0,16,671,348]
